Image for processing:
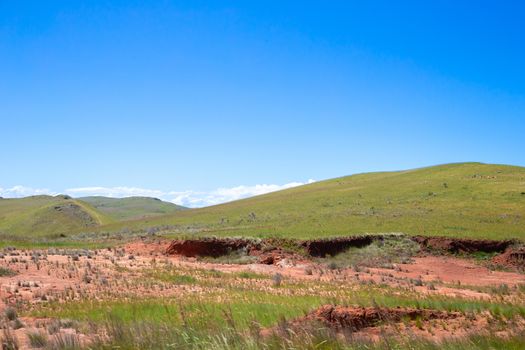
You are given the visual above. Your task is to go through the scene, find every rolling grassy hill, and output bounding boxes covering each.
[0,195,183,241]
[1,163,524,243]
[79,196,186,221]
[0,195,114,239]
[96,162,525,240]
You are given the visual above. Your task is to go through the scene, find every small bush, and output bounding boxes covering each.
[272,273,283,287]
[4,307,17,321]
[47,333,81,350]
[0,267,17,277]
[1,327,18,350]
[27,331,48,348]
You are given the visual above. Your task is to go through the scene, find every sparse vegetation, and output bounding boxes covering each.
[319,235,420,268]
[0,163,524,348]
[0,267,17,277]
[1,163,525,246]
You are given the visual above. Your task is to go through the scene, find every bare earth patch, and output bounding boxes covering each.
[0,235,524,348]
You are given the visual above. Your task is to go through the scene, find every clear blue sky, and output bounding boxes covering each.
[1,1,524,205]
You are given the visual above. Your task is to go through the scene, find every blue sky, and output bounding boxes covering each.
[1,1,524,206]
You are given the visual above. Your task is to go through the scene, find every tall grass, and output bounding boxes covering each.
[59,314,525,349]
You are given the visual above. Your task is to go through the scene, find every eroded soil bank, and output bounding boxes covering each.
[289,305,461,332]
[1,234,525,349]
[164,235,524,270]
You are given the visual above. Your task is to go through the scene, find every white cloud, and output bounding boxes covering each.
[1,180,316,208]
[167,180,316,207]
[0,185,56,198]
[65,186,166,198]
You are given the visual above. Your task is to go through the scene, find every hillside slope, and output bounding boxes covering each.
[98,163,525,240]
[79,196,185,221]
[0,195,113,238]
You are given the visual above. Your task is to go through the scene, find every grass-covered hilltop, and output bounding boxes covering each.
[0,196,184,245]
[98,162,525,241]
[1,162,524,246]
[79,196,186,221]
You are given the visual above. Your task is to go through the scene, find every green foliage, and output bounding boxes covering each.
[148,270,197,285]
[2,163,525,242]
[0,195,113,238]
[26,331,48,348]
[79,196,186,221]
[0,267,17,277]
[235,271,268,279]
[97,162,525,241]
[320,235,420,268]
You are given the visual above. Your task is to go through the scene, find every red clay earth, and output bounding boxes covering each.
[492,247,525,269]
[165,237,254,257]
[163,235,524,271]
[412,236,515,254]
[164,237,305,264]
[2,236,525,349]
[268,304,503,344]
[301,236,376,257]
[299,305,461,331]
[165,236,382,260]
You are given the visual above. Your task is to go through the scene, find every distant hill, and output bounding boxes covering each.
[0,195,113,238]
[2,163,524,242]
[0,195,184,239]
[78,196,186,221]
[96,162,525,240]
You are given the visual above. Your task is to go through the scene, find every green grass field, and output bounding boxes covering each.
[1,162,524,244]
[0,195,113,239]
[27,263,525,349]
[97,162,525,241]
[79,196,186,221]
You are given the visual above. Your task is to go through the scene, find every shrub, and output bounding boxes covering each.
[4,307,17,321]
[27,331,48,348]
[0,267,16,277]
[1,329,18,350]
[272,273,283,287]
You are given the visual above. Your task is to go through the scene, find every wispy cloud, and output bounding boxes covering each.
[0,185,56,198]
[64,180,315,207]
[65,186,166,198]
[167,181,316,207]
[1,181,315,207]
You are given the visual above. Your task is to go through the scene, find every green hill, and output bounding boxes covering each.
[97,163,525,240]
[79,196,186,221]
[0,195,113,239]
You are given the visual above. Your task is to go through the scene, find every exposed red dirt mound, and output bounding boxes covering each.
[165,236,379,259]
[165,238,257,257]
[164,238,305,264]
[413,236,514,254]
[252,249,304,265]
[492,248,525,269]
[301,305,461,332]
[302,236,375,257]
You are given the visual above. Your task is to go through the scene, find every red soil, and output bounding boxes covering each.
[302,236,375,257]
[301,305,461,332]
[165,238,255,257]
[492,248,525,269]
[413,236,515,254]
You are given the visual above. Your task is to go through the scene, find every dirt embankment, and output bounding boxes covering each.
[492,248,525,269]
[286,305,461,332]
[165,238,256,257]
[164,238,305,265]
[412,236,515,254]
[164,235,524,269]
[164,236,379,262]
[301,236,376,257]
